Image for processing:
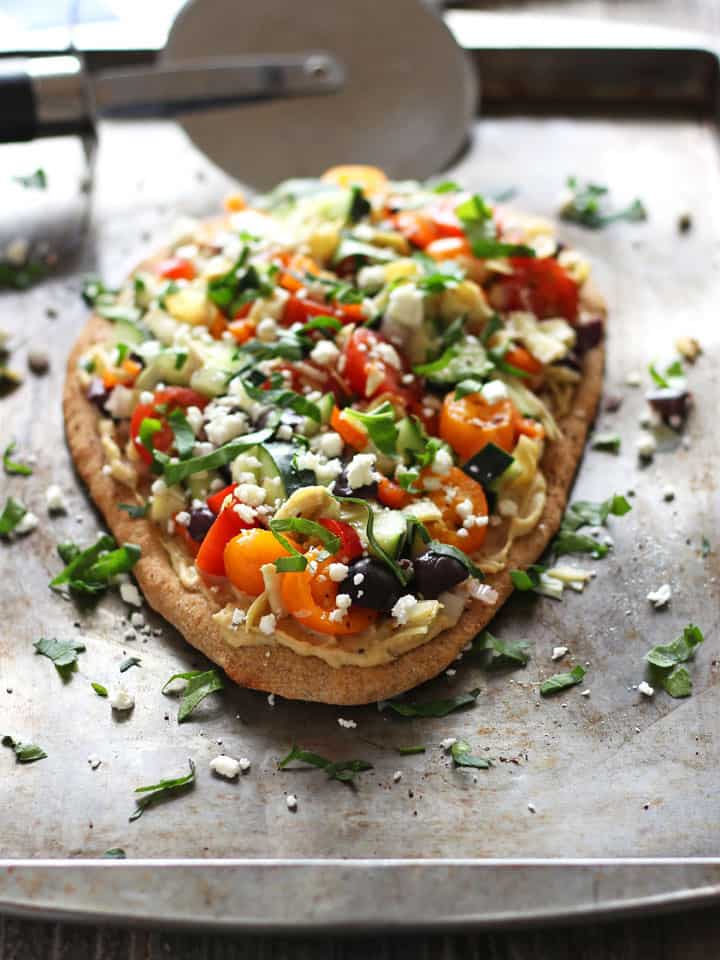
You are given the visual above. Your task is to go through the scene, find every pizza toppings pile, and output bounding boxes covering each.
[76,165,602,672]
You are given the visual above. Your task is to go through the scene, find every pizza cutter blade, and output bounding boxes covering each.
[163,0,477,188]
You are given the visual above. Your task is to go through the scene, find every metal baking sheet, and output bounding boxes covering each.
[1,39,719,930]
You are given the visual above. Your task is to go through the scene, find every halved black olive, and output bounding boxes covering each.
[188,506,215,542]
[411,551,468,599]
[344,558,401,612]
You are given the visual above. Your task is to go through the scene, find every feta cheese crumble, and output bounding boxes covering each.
[345,453,377,490]
[45,485,67,514]
[328,562,349,583]
[310,339,340,366]
[391,594,419,626]
[385,283,424,329]
[210,755,241,779]
[286,794,298,811]
[337,718,357,729]
[638,680,655,697]
[647,583,672,608]
[259,613,277,636]
[110,688,134,711]
[551,646,569,661]
[120,582,143,607]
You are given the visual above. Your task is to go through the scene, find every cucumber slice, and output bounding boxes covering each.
[414,337,493,385]
[111,317,146,347]
[318,393,335,426]
[396,415,426,458]
[263,441,316,497]
[404,499,443,524]
[372,509,408,558]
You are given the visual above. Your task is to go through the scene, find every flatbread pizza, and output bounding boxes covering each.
[64,166,605,704]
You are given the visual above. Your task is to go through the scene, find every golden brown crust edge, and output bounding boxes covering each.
[63,274,605,706]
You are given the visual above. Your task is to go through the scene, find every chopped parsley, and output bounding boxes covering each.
[162,669,224,723]
[540,664,586,696]
[33,637,86,679]
[242,378,323,423]
[378,688,480,718]
[278,745,373,783]
[560,177,647,229]
[3,441,32,476]
[0,496,27,536]
[451,739,492,769]
[129,759,196,822]
[2,735,47,763]
[207,250,274,317]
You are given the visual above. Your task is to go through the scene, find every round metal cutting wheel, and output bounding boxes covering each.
[163,0,477,188]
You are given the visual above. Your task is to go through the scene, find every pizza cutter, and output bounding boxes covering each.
[0,0,477,188]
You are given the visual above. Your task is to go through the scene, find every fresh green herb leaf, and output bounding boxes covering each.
[347,185,371,223]
[3,441,32,476]
[242,379,322,423]
[450,739,492,769]
[661,665,692,698]
[665,359,684,379]
[481,313,503,346]
[138,416,162,454]
[456,194,535,259]
[57,541,81,565]
[118,502,149,518]
[162,428,272,486]
[426,540,484,581]
[236,331,307,363]
[510,565,546,591]
[552,494,631,558]
[431,180,461,194]
[343,401,398,455]
[561,177,647,229]
[13,168,47,189]
[396,468,421,493]
[207,250,275,317]
[102,848,126,858]
[474,630,530,668]
[269,518,342,573]
[540,664,586,696]
[591,432,621,453]
[92,682,108,697]
[0,260,47,290]
[50,533,140,598]
[33,637,86,678]
[162,670,224,723]
[0,496,27,536]
[649,358,685,389]
[553,531,608,558]
[174,350,188,371]
[2,735,47,763]
[167,408,195,460]
[397,744,426,755]
[299,315,343,334]
[129,759,196,821]
[332,236,396,266]
[83,544,141,582]
[462,442,514,488]
[378,688,481,718]
[278,745,373,783]
[335,496,409,584]
[120,656,142,673]
[702,536,711,557]
[645,624,704,669]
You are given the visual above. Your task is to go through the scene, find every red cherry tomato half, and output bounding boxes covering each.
[129,387,208,465]
[157,257,196,281]
[493,257,579,323]
[343,328,417,406]
[318,518,363,562]
[195,508,256,577]
[206,483,237,515]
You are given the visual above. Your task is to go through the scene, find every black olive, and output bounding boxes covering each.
[188,506,216,542]
[333,467,378,500]
[86,376,109,409]
[575,317,604,354]
[344,558,401,612]
[558,351,581,372]
[646,388,691,423]
[411,551,468,599]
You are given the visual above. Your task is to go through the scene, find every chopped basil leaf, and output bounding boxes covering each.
[92,682,108,697]
[242,379,322,422]
[13,168,47,189]
[540,664,586,696]
[649,359,684,390]
[510,565,546,591]
[451,739,492,769]
[34,637,86,678]
[552,494,631,558]
[591,432,621,453]
[208,250,274,317]
[57,541,81,564]
[662,665,692,698]
[396,468,420,493]
[426,540,483,580]
[2,735,47,763]
[333,235,396,266]
[162,670,224,723]
[456,194,535,259]
[3,441,32,476]
[269,518,341,573]
[162,428,272,486]
[118,502,149,518]
[414,336,493,385]
[416,262,465,294]
[0,260,47,290]
[378,688,481,718]
[303,274,365,305]
[83,544,141,582]
[0,496,26,536]
[236,332,307,363]
[120,656,142,673]
[645,624,704,669]
[50,533,140,598]
[665,359,684,379]
[299,315,343,334]
[129,759,196,821]
[431,180,461,194]
[335,496,408,584]
[481,313,503,346]
[174,350,188,371]
[347,185,371,223]
[553,531,608,558]
[138,416,162,454]
[561,177,647,229]
[343,401,398,455]
[168,408,195,460]
[462,443,514,488]
[397,744,426,755]
[278,745,373,783]
[95,304,142,324]
[474,630,530,668]
[702,536,711,557]
[102,848,126,859]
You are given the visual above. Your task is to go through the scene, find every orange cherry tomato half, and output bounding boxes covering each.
[504,345,544,376]
[439,392,516,461]
[281,555,378,636]
[223,529,300,596]
[377,476,411,510]
[423,467,488,553]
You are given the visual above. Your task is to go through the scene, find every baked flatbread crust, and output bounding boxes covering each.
[64,233,605,705]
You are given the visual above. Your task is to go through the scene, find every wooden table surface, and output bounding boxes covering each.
[2,0,718,956]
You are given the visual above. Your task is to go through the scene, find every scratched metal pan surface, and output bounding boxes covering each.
[0,46,719,930]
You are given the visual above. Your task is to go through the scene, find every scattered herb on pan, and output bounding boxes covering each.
[560,177,647,229]
[540,664,586,696]
[455,193,535,259]
[552,493,631,558]
[118,502,149,518]
[590,432,621,453]
[13,168,47,189]
[347,184,371,223]
[431,180,461,194]
[0,496,27,536]
[473,630,530,669]
[129,759,196,822]
[644,623,704,698]
[378,688,481,718]
[2,735,47,763]
[102,848,127,859]
[120,656,142,673]
[450,739,492,769]
[397,745,426,756]
[162,669,224,722]
[3,441,32,476]
[33,637,86,679]
[0,260,48,291]
[91,682,108,697]
[81,277,119,309]
[278,745,373,783]
[50,534,141,599]
[701,536,711,558]
[510,565,546,592]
